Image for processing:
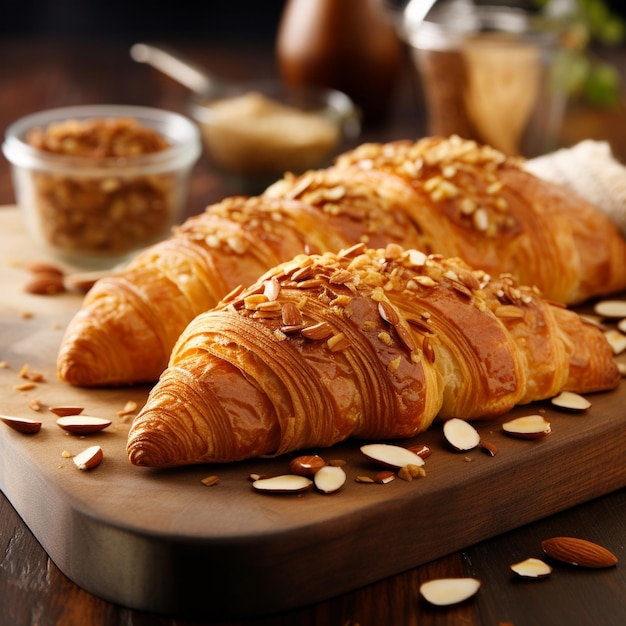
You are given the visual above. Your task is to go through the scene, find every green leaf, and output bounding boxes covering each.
[583,62,622,107]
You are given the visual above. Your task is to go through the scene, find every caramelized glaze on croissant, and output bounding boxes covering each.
[126,244,620,467]
[58,136,626,387]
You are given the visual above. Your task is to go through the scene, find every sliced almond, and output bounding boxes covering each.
[73,445,103,470]
[374,470,396,484]
[594,299,626,319]
[56,415,112,434]
[313,465,346,494]
[604,329,626,355]
[407,444,432,459]
[542,536,618,568]
[49,406,84,417]
[502,414,551,439]
[443,418,480,451]
[550,391,591,411]
[510,557,553,579]
[252,475,313,493]
[289,454,326,476]
[419,578,481,606]
[480,440,498,457]
[0,414,42,434]
[360,443,425,469]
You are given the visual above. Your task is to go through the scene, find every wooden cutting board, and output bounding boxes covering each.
[1,206,625,620]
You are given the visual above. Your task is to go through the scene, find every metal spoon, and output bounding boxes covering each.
[130,42,228,96]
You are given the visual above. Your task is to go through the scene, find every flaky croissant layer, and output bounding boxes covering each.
[126,244,620,468]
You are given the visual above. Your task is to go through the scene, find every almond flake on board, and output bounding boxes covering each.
[419,578,481,606]
[360,443,425,469]
[550,391,591,411]
[502,415,551,439]
[443,418,480,451]
[0,414,42,434]
[73,445,103,471]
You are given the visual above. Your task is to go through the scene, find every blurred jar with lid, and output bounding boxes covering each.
[398,0,568,157]
[276,0,403,126]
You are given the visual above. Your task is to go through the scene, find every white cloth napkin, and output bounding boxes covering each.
[525,140,626,239]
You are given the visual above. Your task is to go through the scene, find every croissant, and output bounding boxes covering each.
[57,136,626,387]
[126,244,620,467]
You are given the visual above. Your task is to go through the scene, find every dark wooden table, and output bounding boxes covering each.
[1,37,626,626]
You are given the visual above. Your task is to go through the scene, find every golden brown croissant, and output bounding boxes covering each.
[126,244,620,467]
[58,136,626,387]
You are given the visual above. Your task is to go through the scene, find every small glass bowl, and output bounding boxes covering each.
[2,104,201,268]
[189,80,361,195]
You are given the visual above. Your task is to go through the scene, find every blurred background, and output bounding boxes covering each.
[2,0,626,211]
[0,1,624,41]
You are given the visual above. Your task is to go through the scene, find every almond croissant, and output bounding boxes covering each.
[58,136,626,387]
[126,244,620,467]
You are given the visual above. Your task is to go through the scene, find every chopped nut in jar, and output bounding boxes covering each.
[24,117,178,258]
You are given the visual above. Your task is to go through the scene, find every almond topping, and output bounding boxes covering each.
[378,300,399,325]
[282,301,303,327]
[301,321,333,340]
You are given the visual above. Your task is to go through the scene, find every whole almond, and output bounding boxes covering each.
[25,273,66,295]
[542,536,618,568]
